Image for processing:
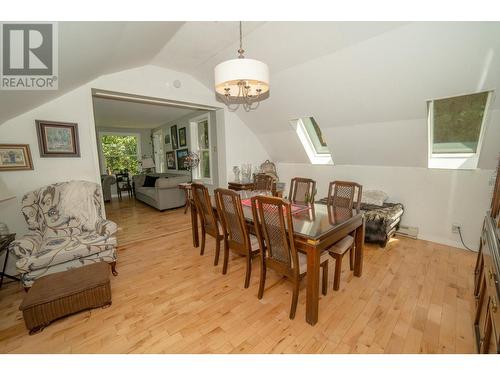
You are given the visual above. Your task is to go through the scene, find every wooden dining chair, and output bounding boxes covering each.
[215,188,260,288]
[253,173,274,192]
[251,195,329,319]
[289,177,316,204]
[326,181,363,290]
[191,183,223,266]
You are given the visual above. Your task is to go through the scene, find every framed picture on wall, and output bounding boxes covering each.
[176,148,189,170]
[35,120,80,157]
[164,134,171,144]
[171,125,178,150]
[166,151,176,170]
[0,144,34,171]
[179,127,187,147]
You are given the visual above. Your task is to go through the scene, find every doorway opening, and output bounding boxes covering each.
[91,88,223,238]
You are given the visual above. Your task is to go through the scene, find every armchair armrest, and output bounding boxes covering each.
[96,219,118,236]
[9,233,43,258]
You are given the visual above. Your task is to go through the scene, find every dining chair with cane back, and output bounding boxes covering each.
[289,177,316,204]
[251,195,329,319]
[191,183,223,266]
[253,173,274,192]
[326,180,363,290]
[215,188,260,288]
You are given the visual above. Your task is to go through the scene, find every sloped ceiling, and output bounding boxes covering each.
[0,21,183,124]
[2,21,499,168]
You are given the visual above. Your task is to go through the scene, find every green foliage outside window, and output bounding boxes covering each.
[101,135,139,174]
[433,92,489,154]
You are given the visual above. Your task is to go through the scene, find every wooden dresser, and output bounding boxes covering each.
[473,161,500,354]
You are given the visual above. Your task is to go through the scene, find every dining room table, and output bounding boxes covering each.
[189,190,365,326]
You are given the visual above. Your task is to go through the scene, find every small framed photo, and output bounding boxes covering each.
[176,148,189,170]
[36,120,80,157]
[164,134,171,144]
[166,151,176,170]
[179,127,187,147]
[171,125,178,150]
[0,144,34,171]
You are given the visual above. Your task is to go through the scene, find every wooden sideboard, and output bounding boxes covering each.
[473,161,500,354]
[474,215,500,353]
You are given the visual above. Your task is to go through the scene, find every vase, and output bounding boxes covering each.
[241,164,252,183]
[232,166,241,182]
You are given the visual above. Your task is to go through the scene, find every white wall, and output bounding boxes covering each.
[276,162,495,251]
[223,111,271,185]
[0,64,269,273]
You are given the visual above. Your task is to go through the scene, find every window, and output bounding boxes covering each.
[190,115,212,183]
[428,91,492,169]
[100,133,141,175]
[290,116,333,165]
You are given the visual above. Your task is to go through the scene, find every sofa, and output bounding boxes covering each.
[9,180,118,287]
[133,173,190,211]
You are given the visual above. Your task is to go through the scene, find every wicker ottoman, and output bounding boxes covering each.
[19,262,112,334]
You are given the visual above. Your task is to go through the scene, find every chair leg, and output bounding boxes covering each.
[321,261,328,296]
[200,230,206,256]
[110,261,118,276]
[333,254,342,291]
[258,261,266,299]
[349,247,354,271]
[290,278,300,319]
[244,254,252,289]
[214,237,221,266]
[222,238,229,275]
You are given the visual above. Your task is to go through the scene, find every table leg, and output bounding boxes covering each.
[0,246,19,288]
[183,190,190,214]
[305,245,321,325]
[354,218,365,277]
[190,200,199,248]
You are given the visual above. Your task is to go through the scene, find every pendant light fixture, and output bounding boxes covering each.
[214,21,270,111]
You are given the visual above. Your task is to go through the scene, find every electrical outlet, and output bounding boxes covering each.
[452,223,460,233]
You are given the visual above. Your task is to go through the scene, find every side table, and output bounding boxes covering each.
[178,182,193,214]
[0,233,20,288]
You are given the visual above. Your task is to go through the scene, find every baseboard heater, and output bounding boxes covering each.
[396,225,419,239]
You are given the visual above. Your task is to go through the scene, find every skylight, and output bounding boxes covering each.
[427,91,493,169]
[290,117,333,165]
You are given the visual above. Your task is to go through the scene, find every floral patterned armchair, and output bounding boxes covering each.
[9,180,118,287]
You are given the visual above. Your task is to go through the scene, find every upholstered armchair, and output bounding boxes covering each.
[9,180,118,287]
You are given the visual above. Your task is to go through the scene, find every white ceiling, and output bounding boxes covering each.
[0,21,408,125]
[0,21,183,124]
[1,21,499,168]
[93,97,200,129]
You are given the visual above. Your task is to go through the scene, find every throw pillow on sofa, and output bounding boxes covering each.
[143,175,159,187]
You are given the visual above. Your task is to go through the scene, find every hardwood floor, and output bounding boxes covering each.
[0,196,477,353]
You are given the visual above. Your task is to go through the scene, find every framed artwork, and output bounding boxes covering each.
[164,134,171,144]
[0,144,34,171]
[36,120,80,157]
[176,148,189,170]
[166,151,176,170]
[179,127,187,147]
[171,125,178,150]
